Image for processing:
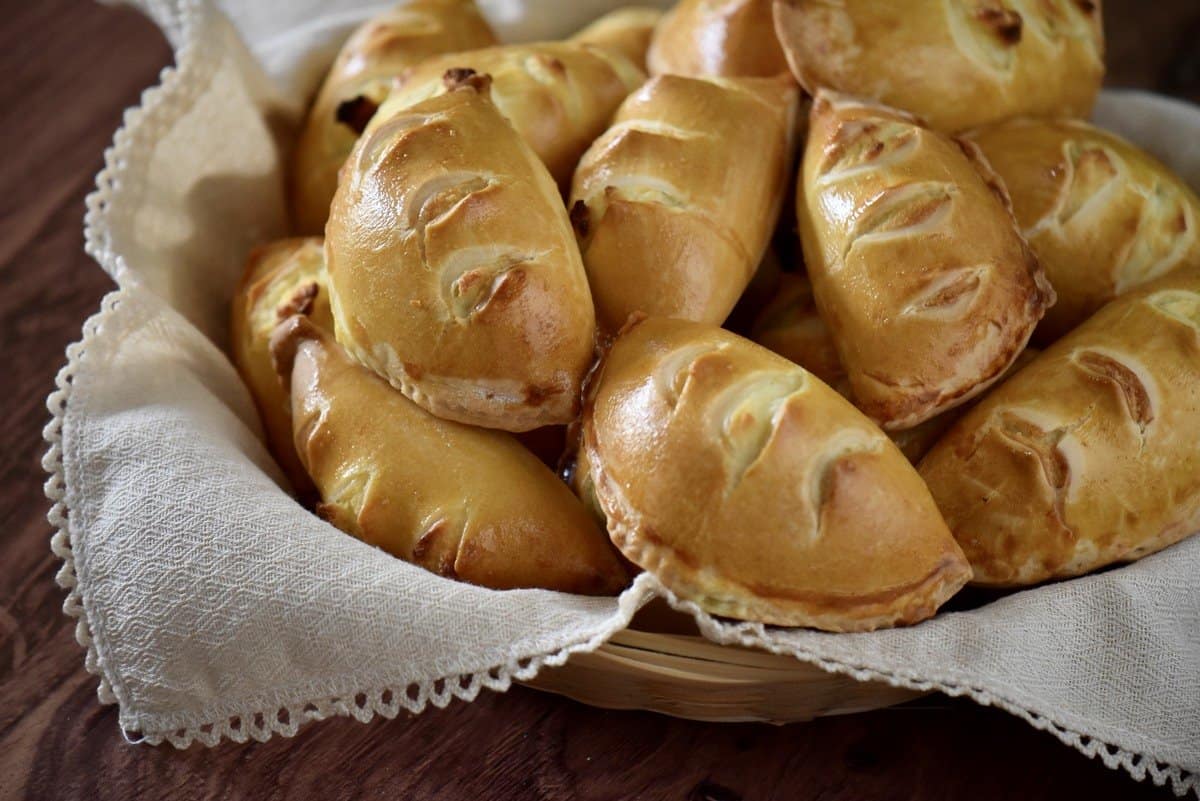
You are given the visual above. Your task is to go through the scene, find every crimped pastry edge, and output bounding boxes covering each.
[581,414,970,632]
[332,318,578,433]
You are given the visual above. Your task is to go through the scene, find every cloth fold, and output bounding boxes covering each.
[47,1,1199,795]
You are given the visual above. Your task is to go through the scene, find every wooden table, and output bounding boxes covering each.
[2,2,1196,798]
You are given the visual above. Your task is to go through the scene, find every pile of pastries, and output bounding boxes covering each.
[231,0,1200,631]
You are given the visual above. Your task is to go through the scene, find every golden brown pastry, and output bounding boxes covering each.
[964,117,1200,342]
[751,272,847,392]
[326,72,596,432]
[647,0,790,78]
[751,274,1040,462]
[919,270,1200,586]
[570,6,664,70]
[798,91,1053,430]
[230,238,332,492]
[569,74,797,333]
[373,41,645,191]
[289,0,496,233]
[773,0,1104,133]
[271,315,627,594]
[583,316,971,630]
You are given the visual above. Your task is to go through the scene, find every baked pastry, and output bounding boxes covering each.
[271,315,628,594]
[798,91,1053,430]
[373,42,645,191]
[647,0,790,78]
[289,0,496,233]
[752,274,1039,461]
[569,74,797,332]
[570,6,664,69]
[230,238,332,492]
[773,0,1104,132]
[583,316,971,630]
[964,117,1200,342]
[919,269,1200,586]
[751,273,847,392]
[326,72,597,432]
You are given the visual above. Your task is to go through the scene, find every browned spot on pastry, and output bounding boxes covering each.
[820,120,917,178]
[443,68,492,94]
[1072,351,1154,430]
[403,362,424,380]
[976,6,1023,44]
[534,54,566,74]
[523,383,564,407]
[1074,0,1096,14]
[412,520,458,578]
[314,502,339,523]
[334,95,379,135]
[276,281,319,321]
[569,200,590,239]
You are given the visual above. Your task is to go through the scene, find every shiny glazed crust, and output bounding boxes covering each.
[326,74,597,432]
[569,6,664,70]
[964,117,1200,342]
[583,317,971,630]
[798,91,1053,430]
[648,0,791,78]
[773,0,1104,132]
[569,74,797,332]
[229,237,332,492]
[375,42,646,191]
[919,270,1200,587]
[288,0,496,233]
[751,273,1041,462]
[270,316,628,594]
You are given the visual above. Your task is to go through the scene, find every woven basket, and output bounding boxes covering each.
[523,600,923,722]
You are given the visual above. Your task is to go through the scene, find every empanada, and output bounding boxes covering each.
[230,238,331,492]
[773,0,1104,132]
[326,72,596,432]
[648,0,790,78]
[798,91,1053,430]
[919,270,1200,586]
[570,7,664,70]
[583,316,971,630]
[271,315,628,594]
[374,42,645,191]
[289,0,496,233]
[965,117,1200,341]
[570,74,796,333]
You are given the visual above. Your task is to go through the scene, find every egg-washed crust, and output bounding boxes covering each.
[919,271,1200,586]
[582,316,971,631]
[568,73,797,333]
[772,0,1103,133]
[584,415,969,631]
[288,0,497,234]
[800,90,1053,431]
[964,117,1200,343]
[648,0,790,78]
[326,70,597,432]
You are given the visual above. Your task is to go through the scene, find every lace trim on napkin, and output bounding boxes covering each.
[39,0,1198,796]
[652,582,1199,798]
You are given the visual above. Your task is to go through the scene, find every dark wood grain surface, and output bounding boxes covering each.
[1,2,1197,799]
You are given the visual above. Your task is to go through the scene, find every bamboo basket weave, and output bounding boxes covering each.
[523,600,923,722]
